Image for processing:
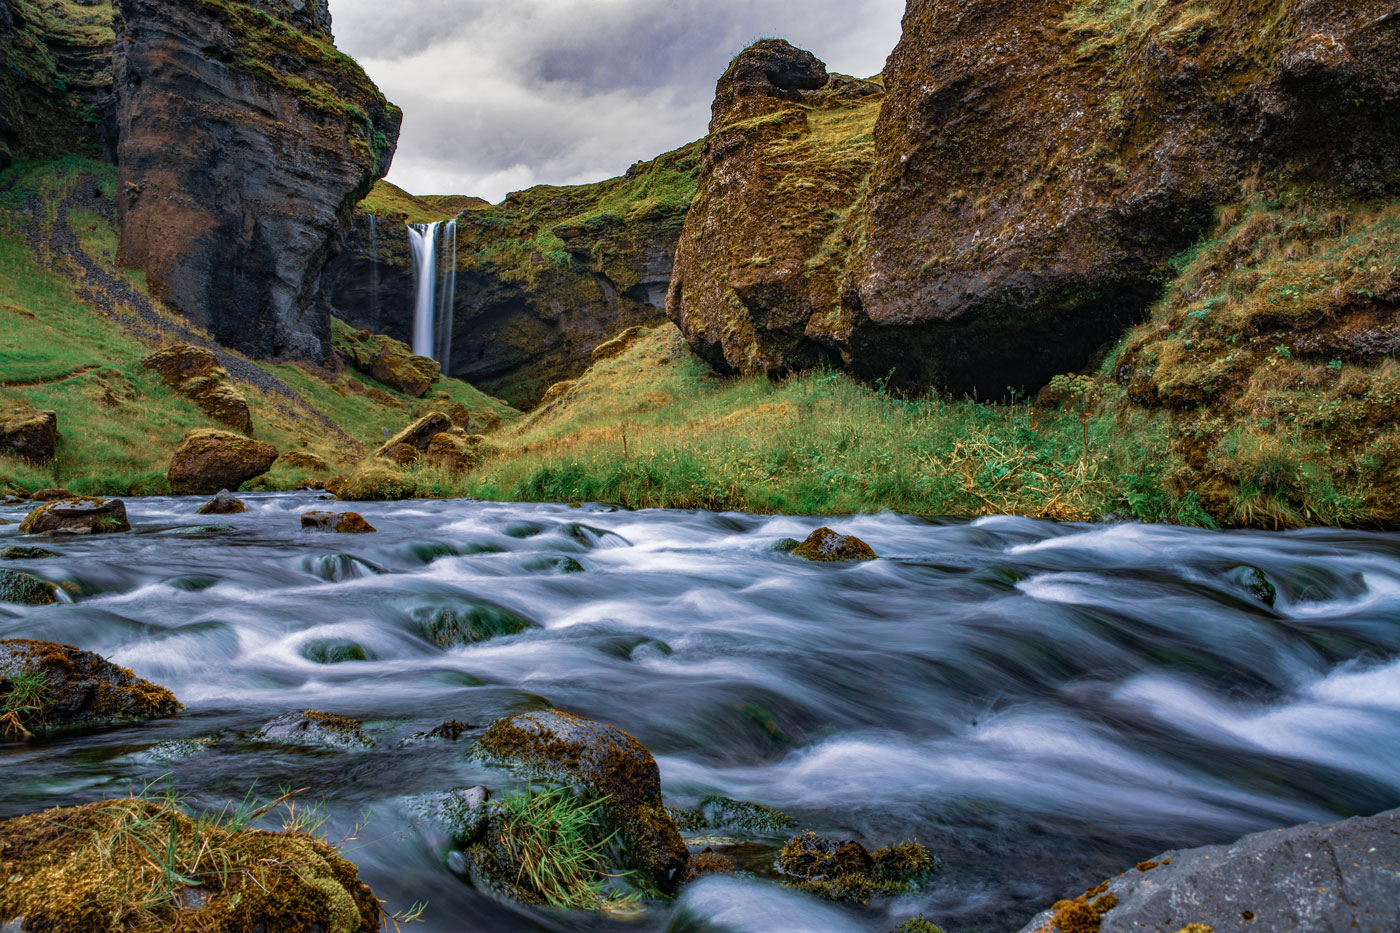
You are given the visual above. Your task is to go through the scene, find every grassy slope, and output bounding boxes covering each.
[0,158,516,496]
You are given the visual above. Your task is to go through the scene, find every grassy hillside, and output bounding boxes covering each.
[0,157,516,496]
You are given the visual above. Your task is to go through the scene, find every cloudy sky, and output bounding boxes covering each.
[333,0,905,202]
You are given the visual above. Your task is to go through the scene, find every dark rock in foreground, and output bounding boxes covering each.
[477,709,689,892]
[19,497,131,535]
[1015,807,1400,933]
[0,639,181,737]
[793,527,877,562]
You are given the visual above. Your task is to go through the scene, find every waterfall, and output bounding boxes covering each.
[407,219,459,365]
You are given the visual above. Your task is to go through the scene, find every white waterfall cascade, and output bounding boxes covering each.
[407,219,458,367]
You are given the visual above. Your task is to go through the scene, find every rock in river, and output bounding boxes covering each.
[0,639,181,737]
[167,430,278,496]
[301,510,377,534]
[197,489,247,515]
[18,497,131,535]
[793,527,877,562]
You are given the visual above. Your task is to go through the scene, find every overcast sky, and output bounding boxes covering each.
[332,0,905,202]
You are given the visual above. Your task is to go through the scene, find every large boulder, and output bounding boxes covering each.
[424,430,483,473]
[335,327,440,397]
[0,399,58,464]
[1016,807,1400,933]
[0,639,181,736]
[142,344,253,434]
[477,709,689,892]
[374,412,451,458]
[18,497,131,535]
[167,430,278,496]
[113,0,401,363]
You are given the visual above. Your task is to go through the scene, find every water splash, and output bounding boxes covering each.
[407,219,458,363]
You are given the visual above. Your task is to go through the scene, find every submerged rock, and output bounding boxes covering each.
[0,639,181,737]
[700,795,792,834]
[793,527,877,562]
[196,489,246,515]
[301,510,377,533]
[0,546,59,560]
[1232,566,1277,607]
[0,399,58,464]
[142,344,253,434]
[1015,807,1400,933]
[476,709,690,892]
[299,639,370,664]
[777,831,934,904]
[18,497,131,535]
[404,786,491,848]
[0,797,380,931]
[167,430,278,496]
[416,604,533,647]
[255,710,373,750]
[0,569,57,606]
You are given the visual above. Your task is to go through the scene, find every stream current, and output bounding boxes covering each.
[3,493,1400,932]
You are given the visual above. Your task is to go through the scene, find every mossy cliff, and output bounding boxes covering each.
[114,0,401,363]
[321,143,700,407]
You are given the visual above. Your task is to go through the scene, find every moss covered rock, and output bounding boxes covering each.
[424,430,483,473]
[375,412,451,458]
[196,489,246,515]
[335,327,440,397]
[777,831,934,904]
[254,710,373,750]
[416,603,534,647]
[142,344,253,434]
[0,638,180,737]
[0,397,59,464]
[280,449,333,473]
[167,429,278,496]
[476,709,689,892]
[325,458,413,501]
[0,569,57,606]
[0,796,380,932]
[18,497,130,535]
[793,527,877,562]
[301,510,376,533]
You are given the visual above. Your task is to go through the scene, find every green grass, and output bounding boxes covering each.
[0,667,52,738]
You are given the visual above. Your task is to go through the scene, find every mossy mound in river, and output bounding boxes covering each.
[0,796,380,932]
[777,831,935,904]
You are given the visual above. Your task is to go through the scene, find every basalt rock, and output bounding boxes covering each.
[0,639,181,736]
[477,709,689,892]
[19,497,130,535]
[142,345,253,434]
[113,0,401,363]
[0,399,59,465]
[1015,807,1400,933]
[167,430,278,496]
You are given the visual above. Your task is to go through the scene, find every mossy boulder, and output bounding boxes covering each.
[167,430,278,496]
[196,489,246,515]
[777,831,934,904]
[0,546,59,560]
[0,797,381,932]
[142,344,253,434]
[300,639,370,664]
[336,327,440,397]
[301,510,376,533]
[476,709,690,892]
[18,497,131,535]
[254,710,373,750]
[0,639,181,737]
[325,458,413,501]
[793,527,877,562]
[28,488,75,501]
[591,326,646,362]
[0,569,57,606]
[374,412,451,458]
[280,449,333,473]
[0,398,58,464]
[416,603,534,647]
[424,430,484,473]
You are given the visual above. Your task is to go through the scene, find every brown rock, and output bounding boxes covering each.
[424,431,482,473]
[167,430,278,496]
[28,488,75,502]
[0,639,180,736]
[0,399,58,464]
[141,344,252,434]
[196,489,246,515]
[591,326,646,362]
[19,497,131,535]
[279,450,332,473]
[793,527,877,562]
[336,328,440,397]
[300,510,376,533]
[381,442,419,467]
[374,412,451,458]
[686,850,737,881]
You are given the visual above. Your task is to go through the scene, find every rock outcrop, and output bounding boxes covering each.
[1016,807,1400,933]
[167,430,277,495]
[321,144,698,407]
[19,497,130,535]
[375,412,450,458]
[142,344,253,434]
[0,639,180,736]
[0,398,59,464]
[113,0,401,363]
[334,325,439,397]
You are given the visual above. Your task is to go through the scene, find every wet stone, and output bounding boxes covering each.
[0,546,60,560]
[301,510,377,533]
[254,710,373,750]
[416,603,534,647]
[1232,565,1277,606]
[403,786,491,847]
[196,489,246,515]
[792,527,877,562]
[18,497,130,535]
[299,639,370,664]
[0,569,57,606]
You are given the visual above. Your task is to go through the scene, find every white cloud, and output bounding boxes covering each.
[331,0,905,201]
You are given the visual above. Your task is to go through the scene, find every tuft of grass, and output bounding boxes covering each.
[0,667,51,738]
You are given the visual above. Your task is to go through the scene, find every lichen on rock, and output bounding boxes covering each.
[167,429,278,496]
[0,638,180,737]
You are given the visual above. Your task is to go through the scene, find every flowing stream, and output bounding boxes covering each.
[3,494,1400,932]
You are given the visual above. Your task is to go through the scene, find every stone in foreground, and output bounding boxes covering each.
[477,709,689,891]
[301,511,376,533]
[197,489,247,515]
[793,527,877,562]
[255,710,374,750]
[0,639,181,737]
[18,497,131,535]
[1015,807,1400,933]
[167,430,278,496]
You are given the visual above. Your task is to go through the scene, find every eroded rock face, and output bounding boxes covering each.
[19,497,130,535]
[142,344,253,434]
[375,412,451,458]
[477,709,689,892]
[167,430,277,496]
[1015,807,1400,933]
[113,0,400,363]
[0,399,58,464]
[335,326,439,398]
[0,639,181,735]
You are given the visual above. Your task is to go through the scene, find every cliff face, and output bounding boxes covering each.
[321,144,698,406]
[113,0,400,363]
[665,40,883,376]
[671,4,1400,399]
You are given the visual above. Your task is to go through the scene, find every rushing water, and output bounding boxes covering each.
[3,494,1400,932]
